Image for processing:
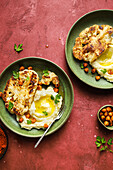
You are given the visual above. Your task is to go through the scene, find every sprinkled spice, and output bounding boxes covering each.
[0,127,7,158]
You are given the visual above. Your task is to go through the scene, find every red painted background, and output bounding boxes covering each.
[1,0,113,170]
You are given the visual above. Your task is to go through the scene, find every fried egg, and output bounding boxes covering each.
[91,44,113,82]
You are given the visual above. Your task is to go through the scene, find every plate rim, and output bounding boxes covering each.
[65,9,113,89]
[0,56,74,137]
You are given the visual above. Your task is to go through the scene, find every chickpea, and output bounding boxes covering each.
[19,117,24,123]
[83,63,88,68]
[106,107,112,112]
[99,112,103,116]
[28,66,32,70]
[25,113,31,118]
[37,85,42,90]
[108,112,113,117]
[101,108,107,112]
[111,116,113,121]
[104,121,109,126]
[84,68,89,73]
[31,118,36,123]
[54,88,59,93]
[38,81,42,85]
[19,80,23,86]
[110,120,113,126]
[44,123,48,128]
[19,66,25,71]
[95,76,100,81]
[55,83,59,88]
[106,116,111,121]
[101,115,105,121]
[104,112,108,117]
[0,92,3,98]
[91,68,96,74]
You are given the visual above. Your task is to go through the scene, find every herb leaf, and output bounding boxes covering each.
[14,44,23,52]
[43,69,49,76]
[27,120,32,124]
[42,111,48,116]
[95,141,101,148]
[26,76,30,81]
[100,146,108,151]
[13,71,19,79]
[101,137,106,144]
[80,63,84,69]
[51,95,54,100]
[54,94,61,104]
[96,136,102,142]
[101,69,107,74]
[8,102,14,111]
[107,138,113,146]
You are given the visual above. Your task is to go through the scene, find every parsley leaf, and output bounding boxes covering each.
[101,69,107,74]
[42,111,48,116]
[13,71,19,79]
[14,44,23,52]
[95,141,101,148]
[51,95,54,100]
[8,102,14,111]
[26,76,30,81]
[100,146,108,151]
[80,63,84,69]
[96,136,102,142]
[43,69,49,76]
[101,137,106,144]
[107,138,113,146]
[27,120,32,124]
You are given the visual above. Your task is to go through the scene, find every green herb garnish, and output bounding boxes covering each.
[80,63,84,69]
[100,69,107,74]
[42,111,48,116]
[26,76,30,81]
[27,120,32,124]
[43,69,49,76]
[8,102,14,111]
[14,44,23,52]
[95,136,113,152]
[51,95,54,100]
[54,94,61,104]
[13,71,19,79]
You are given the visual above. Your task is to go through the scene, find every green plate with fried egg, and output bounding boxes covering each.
[65,9,113,89]
[0,57,74,137]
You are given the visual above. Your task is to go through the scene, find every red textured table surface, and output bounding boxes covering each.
[1,0,113,170]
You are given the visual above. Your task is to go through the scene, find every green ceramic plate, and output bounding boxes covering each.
[0,57,74,137]
[65,9,113,89]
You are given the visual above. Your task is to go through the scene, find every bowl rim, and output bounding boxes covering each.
[0,125,8,160]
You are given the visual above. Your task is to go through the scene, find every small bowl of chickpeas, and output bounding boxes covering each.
[97,105,113,130]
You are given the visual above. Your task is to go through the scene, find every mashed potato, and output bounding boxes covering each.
[17,87,63,130]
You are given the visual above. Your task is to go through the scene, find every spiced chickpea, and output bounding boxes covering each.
[95,76,100,81]
[83,63,88,68]
[0,92,3,98]
[31,118,36,123]
[19,80,23,86]
[28,66,32,70]
[91,68,96,74]
[106,116,111,121]
[106,107,112,112]
[104,121,109,126]
[19,66,25,71]
[54,88,59,93]
[19,117,24,123]
[101,115,105,121]
[111,116,113,121]
[37,85,42,90]
[101,108,107,112]
[84,68,89,73]
[38,81,42,85]
[104,112,108,117]
[99,112,103,116]
[108,112,113,117]
[25,113,30,118]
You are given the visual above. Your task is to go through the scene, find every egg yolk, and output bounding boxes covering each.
[34,96,55,117]
[99,47,113,66]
